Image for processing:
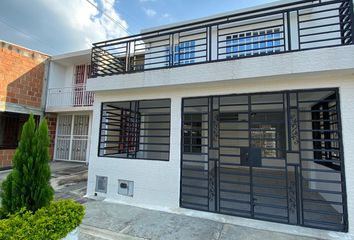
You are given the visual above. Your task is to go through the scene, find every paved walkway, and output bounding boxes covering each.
[0,162,320,240]
[79,201,318,240]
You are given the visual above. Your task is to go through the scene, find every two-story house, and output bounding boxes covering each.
[82,0,354,238]
[46,50,94,163]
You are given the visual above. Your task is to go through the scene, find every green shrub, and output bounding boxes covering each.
[1,114,54,215]
[0,200,85,240]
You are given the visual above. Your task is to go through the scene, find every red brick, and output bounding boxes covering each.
[0,43,48,109]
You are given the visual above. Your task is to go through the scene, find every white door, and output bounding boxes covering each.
[55,114,90,162]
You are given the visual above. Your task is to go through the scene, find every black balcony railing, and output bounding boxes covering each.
[90,0,354,78]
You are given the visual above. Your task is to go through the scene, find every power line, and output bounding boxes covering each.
[101,0,140,33]
[0,18,61,54]
[85,0,133,35]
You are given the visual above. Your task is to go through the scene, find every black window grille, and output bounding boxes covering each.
[312,93,340,171]
[99,99,171,161]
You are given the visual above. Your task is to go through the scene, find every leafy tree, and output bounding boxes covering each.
[1,114,54,216]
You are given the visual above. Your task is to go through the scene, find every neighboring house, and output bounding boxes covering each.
[46,50,94,163]
[0,41,50,169]
[84,0,354,237]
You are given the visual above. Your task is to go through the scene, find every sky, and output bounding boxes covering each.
[0,0,278,55]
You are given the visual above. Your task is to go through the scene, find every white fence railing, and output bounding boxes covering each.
[46,85,95,108]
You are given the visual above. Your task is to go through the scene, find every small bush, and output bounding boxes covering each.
[1,114,54,215]
[0,200,85,240]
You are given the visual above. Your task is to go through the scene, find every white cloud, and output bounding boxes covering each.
[0,0,129,54]
[162,13,170,18]
[39,0,128,49]
[143,8,157,17]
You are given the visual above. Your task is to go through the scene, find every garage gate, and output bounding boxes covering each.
[180,88,347,232]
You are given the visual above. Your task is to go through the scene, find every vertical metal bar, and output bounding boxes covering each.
[295,165,301,225]
[210,97,214,149]
[53,114,60,161]
[284,93,290,224]
[216,96,220,213]
[297,10,301,50]
[296,91,304,226]
[207,97,211,211]
[179,98,184,208]
[287,93,292,152]
[216,25,220,60]
[133,40,137,71]
[125,42,130,72]
[286,11,292,51]
[171,34,175,66]
[208,26,212,61]
[348,0,354,44]
[134,101,139,159]
[248,95,254,218]
[68,114,75,161]
[335,88,348,232]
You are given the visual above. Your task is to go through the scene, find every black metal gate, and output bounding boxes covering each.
[180,88,347,232]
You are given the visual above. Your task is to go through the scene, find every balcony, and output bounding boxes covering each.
[90,0,354,78]
[46,85,95,110]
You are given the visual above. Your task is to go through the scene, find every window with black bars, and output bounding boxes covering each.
[99,99,171,161]
[0,112,40,149]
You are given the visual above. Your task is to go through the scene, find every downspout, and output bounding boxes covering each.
[41,57,51,119]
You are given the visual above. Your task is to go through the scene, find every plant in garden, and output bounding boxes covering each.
[0,114,54,216]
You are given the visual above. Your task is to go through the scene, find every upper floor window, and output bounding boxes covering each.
[226,28,282,59]
[74,64,91,85]
[175,40,196,65]
[165,40,196,66]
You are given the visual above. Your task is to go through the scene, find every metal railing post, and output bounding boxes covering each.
[286,11,292,51]
[348,0,354,44]
[125,42,131,72]
[209,26,213,61]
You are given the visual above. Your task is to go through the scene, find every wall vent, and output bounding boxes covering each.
[95,176,108,193]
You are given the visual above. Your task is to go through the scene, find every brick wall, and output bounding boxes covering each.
[0,41,49,169]
[0,41,48,108]
[46,113,57,160]
[0,149,15,169]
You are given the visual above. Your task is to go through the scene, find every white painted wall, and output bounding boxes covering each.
[86,71,354,239]
[48,62,67,89]
[48,62,75,89]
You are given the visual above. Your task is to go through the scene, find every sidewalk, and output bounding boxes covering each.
[79,201,318,240]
